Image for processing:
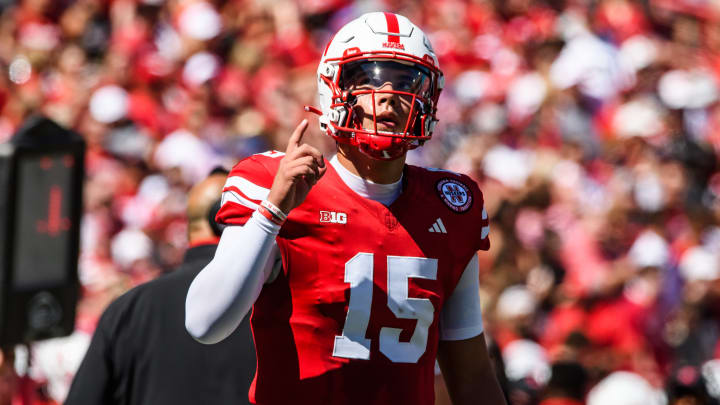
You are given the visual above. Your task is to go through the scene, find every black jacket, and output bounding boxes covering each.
[65,244,256,405]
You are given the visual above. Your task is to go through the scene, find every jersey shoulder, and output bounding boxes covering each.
[218,151,285,226]
[228,150,285,182]
[407,165,485,216]
[407,165,490,251]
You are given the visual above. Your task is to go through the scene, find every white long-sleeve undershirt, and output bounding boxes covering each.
[185,157,483,344]
[185,211,281,343]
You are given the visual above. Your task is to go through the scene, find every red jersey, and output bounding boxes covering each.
[217,151,490,405]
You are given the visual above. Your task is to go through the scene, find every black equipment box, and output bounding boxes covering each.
[0,116,84,346]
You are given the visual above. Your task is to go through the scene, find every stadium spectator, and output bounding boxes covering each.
[537,361,588,405]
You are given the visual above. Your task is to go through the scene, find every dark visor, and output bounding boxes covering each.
[340,60,432,96]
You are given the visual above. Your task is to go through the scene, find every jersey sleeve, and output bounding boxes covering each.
[216,152,283,226]
[464,175,490,252]
[477,201,490,252]
[439,253,484,340]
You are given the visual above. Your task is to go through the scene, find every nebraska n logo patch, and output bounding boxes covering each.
[436,178,472,213]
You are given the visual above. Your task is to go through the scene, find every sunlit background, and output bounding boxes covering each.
[1,0,720,404]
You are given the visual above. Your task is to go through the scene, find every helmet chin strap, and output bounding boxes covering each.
[304,105,322,115]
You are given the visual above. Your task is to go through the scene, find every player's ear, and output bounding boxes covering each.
[207,198,226,237]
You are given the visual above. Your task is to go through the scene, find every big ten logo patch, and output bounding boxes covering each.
[320,211,347,224]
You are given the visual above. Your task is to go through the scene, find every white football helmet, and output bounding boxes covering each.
[309,12,444,160]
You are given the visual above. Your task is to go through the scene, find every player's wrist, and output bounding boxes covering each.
[262,200,287,221]
[257,200,287,226]
[266,189,294,214]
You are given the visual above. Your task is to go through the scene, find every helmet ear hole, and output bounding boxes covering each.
[328,107,349,126]
[336,108,348,127]
[320,63,335,78]
[413,114,426,138]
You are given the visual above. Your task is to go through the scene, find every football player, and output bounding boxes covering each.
[186,12,506,405]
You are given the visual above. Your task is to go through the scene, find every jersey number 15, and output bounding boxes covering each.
[332,253,437,363]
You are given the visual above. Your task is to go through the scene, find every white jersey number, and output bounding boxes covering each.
[332,253,438,363]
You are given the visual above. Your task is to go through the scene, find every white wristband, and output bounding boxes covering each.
[261,200,287,222]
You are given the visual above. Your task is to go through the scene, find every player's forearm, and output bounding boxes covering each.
[459,366,506,405]
[438,333,507,405]
[443,368,507,405]
[185,211,280,344]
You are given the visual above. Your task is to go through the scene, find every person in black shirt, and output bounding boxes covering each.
[66,169,256,405]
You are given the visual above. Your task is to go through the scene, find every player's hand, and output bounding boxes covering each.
[266,119,327,214]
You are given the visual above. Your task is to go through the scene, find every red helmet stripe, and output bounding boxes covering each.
[383,12,400,43]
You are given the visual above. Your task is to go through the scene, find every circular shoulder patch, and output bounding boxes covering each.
[436,178,473,213]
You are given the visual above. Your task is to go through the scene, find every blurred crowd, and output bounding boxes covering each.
[1,0,720,404]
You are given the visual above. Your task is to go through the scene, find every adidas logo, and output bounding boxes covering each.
[428,218,447,234]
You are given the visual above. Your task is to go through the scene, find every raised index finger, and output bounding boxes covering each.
[286,119,309,153]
